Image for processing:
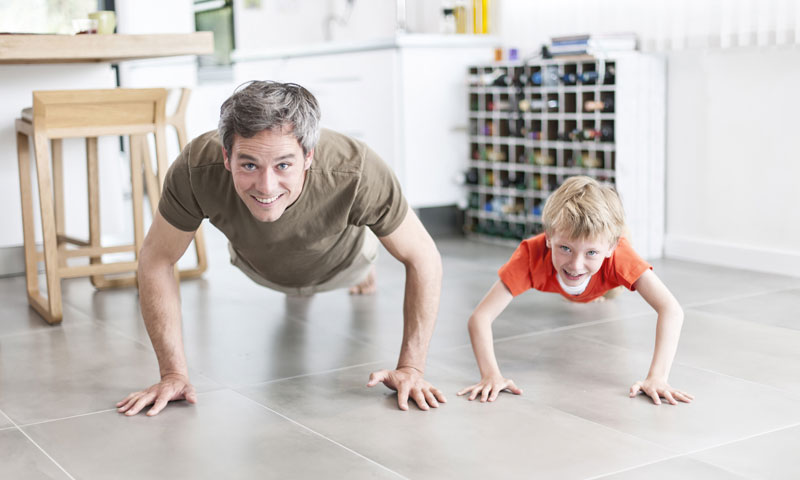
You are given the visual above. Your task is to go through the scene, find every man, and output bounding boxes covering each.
[116,81,445,416]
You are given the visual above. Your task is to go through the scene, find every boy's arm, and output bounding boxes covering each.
[631,269,694,405]
[457,280,523,402]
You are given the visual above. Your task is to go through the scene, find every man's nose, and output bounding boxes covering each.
[257,169,277,192]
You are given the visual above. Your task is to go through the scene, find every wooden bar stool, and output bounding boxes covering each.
[16,88,169,324]
[139,87,207,280]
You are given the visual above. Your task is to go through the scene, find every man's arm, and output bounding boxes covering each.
[366,207,447,411]
[629,269,694,405]
[116,211,197,416]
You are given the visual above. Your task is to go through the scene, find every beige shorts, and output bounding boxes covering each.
[228,229,379,296]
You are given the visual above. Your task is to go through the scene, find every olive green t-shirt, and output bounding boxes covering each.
[158,128,408,287]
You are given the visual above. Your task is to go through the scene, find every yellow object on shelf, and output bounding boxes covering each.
[473,0,490,34]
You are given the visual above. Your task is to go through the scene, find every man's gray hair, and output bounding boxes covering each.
[218,80,321,156]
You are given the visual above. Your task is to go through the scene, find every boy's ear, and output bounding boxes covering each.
[606,238,620,257]
[544,233,550,249]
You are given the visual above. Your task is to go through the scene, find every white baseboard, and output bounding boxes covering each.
[664,235,800,278]
[0,245,25,277]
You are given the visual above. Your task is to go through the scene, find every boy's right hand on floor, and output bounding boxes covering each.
[457,375,523,402]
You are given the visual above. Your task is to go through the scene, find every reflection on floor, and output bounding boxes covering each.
[1,225,799,479]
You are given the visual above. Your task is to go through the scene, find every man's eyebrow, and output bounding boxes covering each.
[235,153,295,163]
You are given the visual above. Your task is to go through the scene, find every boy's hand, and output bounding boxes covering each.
[630,377,694,405]
[457,375,523,402]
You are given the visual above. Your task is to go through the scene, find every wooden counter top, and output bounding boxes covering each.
[0,32,213,64]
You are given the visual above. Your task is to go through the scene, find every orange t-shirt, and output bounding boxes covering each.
[498,233,651,303]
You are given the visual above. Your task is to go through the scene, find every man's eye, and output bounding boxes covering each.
[243,163,257,171]
[277,163,290,170]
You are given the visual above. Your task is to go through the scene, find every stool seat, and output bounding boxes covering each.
[15,87,206,325]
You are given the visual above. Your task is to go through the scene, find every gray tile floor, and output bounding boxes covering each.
[2,225,799,479]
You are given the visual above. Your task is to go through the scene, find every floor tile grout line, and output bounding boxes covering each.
[568,330,800,397]
[0,408,77,480]
[584,421,800,480]
[236,360,387,389]
[682,285,800,310]
[679,421,800,456]
[231,390,409,480]
[15,408,120,429]
[683,305,800,335]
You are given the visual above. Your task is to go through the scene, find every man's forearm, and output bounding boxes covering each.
[396,255,442,372]
[139,259,189,378]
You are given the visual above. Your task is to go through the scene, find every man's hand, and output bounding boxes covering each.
[116,373,197,416]
[457,374,522,403]
[630,377,694,405]
[367,367,447,411]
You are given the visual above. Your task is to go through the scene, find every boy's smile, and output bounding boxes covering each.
[546,231,617,287]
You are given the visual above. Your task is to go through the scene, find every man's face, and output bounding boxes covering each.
[223,128,313,223]
[546,231,616,287]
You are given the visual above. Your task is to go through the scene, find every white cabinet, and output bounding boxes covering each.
[233,35,495,208]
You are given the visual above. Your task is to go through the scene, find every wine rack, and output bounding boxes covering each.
[463,53,667,258]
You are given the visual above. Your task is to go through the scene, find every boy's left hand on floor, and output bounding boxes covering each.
[630,377,694,405]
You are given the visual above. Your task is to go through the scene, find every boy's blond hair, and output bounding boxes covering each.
[541,176,626,244]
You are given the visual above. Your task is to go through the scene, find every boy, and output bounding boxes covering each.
[457,176,693,406]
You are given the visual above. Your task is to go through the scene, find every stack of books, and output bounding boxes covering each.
[548,33,637,57]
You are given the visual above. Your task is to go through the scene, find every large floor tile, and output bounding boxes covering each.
[0,428,71,480]
[646,258,800,307]
[24,389,401,480]
[691,424,800,480]
[0,276,94,337]
[238,364,675,479]
[0,324,220,425]
[597,456,745,479]
[432,330,800,454]
[571,309,800,395]
[177,293,390,387]
[692,288,800,331]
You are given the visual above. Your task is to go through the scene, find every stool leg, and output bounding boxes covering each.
[16,128,41,302]
[130,134,145,288]
[86,137,108,289]
[32,132,63,324]
[51,139,67,268]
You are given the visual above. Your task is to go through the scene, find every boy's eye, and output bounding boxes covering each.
[587,250,598,256]
[560,245,570,252]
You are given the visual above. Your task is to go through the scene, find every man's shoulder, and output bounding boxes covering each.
[184,130,224,169]
[312,128,370,175]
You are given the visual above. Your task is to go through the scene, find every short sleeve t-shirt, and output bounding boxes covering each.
[158,128,408,287]
[498,234,651,303]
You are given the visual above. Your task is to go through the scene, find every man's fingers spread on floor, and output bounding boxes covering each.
[423,389,439,408]
[664,391,677,405]
[431,387,447,403]
[411,390,429,410]
[147,396,170,416]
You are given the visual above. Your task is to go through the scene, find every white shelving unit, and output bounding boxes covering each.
[464,52,666,258]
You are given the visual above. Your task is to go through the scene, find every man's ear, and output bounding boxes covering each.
[223,147,231,172]
[303,148,314,170]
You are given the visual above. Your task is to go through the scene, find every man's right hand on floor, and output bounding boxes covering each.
[116,373,197,416]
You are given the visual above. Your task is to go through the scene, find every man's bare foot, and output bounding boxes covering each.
[349,266,376,295]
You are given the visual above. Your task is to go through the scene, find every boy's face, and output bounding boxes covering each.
[546,231,617,287]
[223,128,313,223]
